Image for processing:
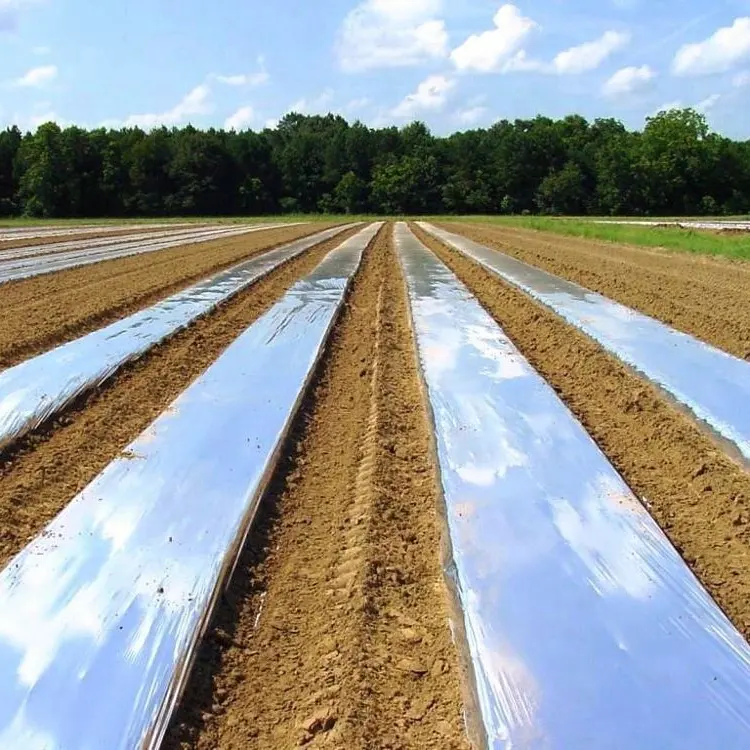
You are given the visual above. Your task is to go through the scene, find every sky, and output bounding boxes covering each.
[1,0,750,137]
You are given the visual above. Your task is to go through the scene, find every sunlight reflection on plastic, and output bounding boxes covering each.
[0,222,382,750]
[0,224,286,263]
[0,224,354,454]
[396,222,750,749]
[0,223,306,283]
[0,223,196,242]
[419,222,750,465]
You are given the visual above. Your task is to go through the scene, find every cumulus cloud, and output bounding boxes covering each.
[290,88,335,114]
[603,65,655,97]
[392,74,454,118]
[215,56,269,87]
[651,100,683,116]
[0,0,42,31]
[697,93,721,112]
[15,64,57,87]
[124,84,212,129]
[224,105,255,131]
[457,105,488,125]
[552,31,629,75]
[450,4,537,73]
[337,0,447,72]
[673,18,750,76]
[28,109,60,128]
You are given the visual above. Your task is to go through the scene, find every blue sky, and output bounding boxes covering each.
[1,0,750,137]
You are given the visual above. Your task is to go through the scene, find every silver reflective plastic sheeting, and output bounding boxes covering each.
[0,226,233,263]
[419,222,750,465]
[0,224,304,284]
[594,220,750,230]
[395,222,750,749]
[0,224,354,454]
[0,223,197,242]
[0,222,382,750]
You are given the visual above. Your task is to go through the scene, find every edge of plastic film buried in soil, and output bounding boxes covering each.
[0,223,357,455]
[418,221,750,469]
[0,223,307,284]
[0,222,383,750]
[394,222,750,749]
[0,225,266,263]
[0,224,276,263]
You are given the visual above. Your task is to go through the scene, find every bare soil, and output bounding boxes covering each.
[165,227,469,749]
[0,224,211,251]
[415,224,750,641]
[0,223,327,367]
[0,228,358,572]
[442,221,750,360]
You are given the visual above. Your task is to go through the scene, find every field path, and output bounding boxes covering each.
[165,225,469,749]
[443,221,750,360]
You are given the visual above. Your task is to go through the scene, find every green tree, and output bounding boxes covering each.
[334,171,368,214]
[536,162,588,215]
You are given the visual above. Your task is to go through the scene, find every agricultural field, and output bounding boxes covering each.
[453,215,750,260]
[0,219,750,749]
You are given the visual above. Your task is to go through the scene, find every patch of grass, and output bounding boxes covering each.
[447,216,750,260]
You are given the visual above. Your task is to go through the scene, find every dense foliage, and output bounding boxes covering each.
[1,108,749,217]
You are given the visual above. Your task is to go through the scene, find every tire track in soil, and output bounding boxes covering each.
[164,226,470,749]
[0,223,327,368]
[0,227,361,573]
[413,224,750,642]
[443,221,750,360]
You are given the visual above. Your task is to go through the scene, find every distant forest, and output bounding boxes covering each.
[1,108,749,218]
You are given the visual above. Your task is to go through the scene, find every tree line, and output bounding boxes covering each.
[0,108,748,218]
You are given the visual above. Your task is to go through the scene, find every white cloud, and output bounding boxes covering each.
[15,64,57,87]
[697,93,721,112]
[215,56,269,87]
[337,0,448,72]
[216,74,256,86]
[344,97,371,112]
[733,70,750,87]
[451,4,537,74]
[392,74,454,118]
[602,65,655,97]
[290,88,335,114]
[651,100,683,117]
[552,31,629,75]
[28,110,59,129]
[224,105,255,131]
[457,105,488,125]
[124,84,212,129]
[673,18,750,76]
[0,0,41,31]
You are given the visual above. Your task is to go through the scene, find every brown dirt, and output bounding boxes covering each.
[0,224,211,251]
[442,221,750,360]
[413,224,750,641]
[0,223,328,368]
[165,227,469,749]
[0,227,360,572]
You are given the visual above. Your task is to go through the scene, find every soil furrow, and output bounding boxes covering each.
[0,223,327,368]
[413,223,750,643]
[165,226,468,749]
[0,224,207,251]
[0,227,359,573]
[443,221,750,360]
